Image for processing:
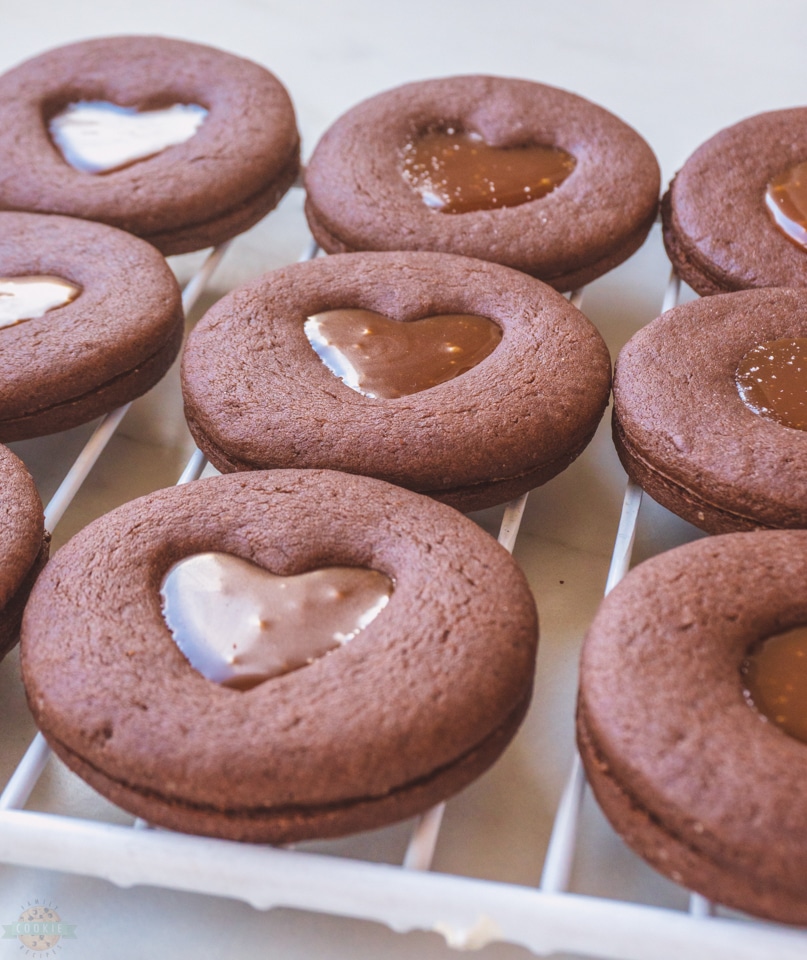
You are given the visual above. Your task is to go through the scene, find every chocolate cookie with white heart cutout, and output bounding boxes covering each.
[304,75,660,290]
[20,469,537,842]
[0,36,300,255]
[0,444,48,660]
[181,251,612,512]
[0,212,183,440]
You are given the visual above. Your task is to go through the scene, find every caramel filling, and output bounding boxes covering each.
[401,128,575,214]
[736,338,807,430]
[49,101,207,174]
[742,625,807,743]
[0,275,80,329]
[305,307,502,398]
[160,553,393,691]
[767,161,807,249]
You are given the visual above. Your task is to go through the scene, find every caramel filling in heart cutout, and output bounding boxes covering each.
[767,161,807,249]
[0,275,80,330]
[160,553,393,691]
[304,308,502,399]
[742,625,807,744]
[49,101,208,174]
[401,128,575,214]
[736,338,807,431]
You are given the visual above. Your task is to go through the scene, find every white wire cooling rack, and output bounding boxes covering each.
[2,221,806,960]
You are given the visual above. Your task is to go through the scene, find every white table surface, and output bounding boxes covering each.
[0,1,804,957]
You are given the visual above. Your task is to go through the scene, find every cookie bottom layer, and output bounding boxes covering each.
[146,148,300,256]
[577,703,807,924]
[611,414,783,533]
[660,190,737,297]
[0,323,183,442]
[0,532,50,660]
[45,687,531,843]
[188,413,601,513]
[304,200,657,295]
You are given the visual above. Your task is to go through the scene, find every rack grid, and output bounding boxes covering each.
[2,206,805,960]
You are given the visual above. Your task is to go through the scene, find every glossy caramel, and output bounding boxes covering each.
[736,338,807,431]
[304,307,502,398]
[742,625,807,744]
[767,161,807,249]
[401,129,575,214]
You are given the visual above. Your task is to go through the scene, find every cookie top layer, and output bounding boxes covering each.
[0,211,183,439]
[613,288,807,531]
[663,108,807,293]
[180,251,612,510]
[579,531,807,913]
[0,444,44,612]
[0,36,300,253]
[21,469,537,816]
[304,75,660,290]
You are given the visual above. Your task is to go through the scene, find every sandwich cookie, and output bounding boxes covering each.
[21,469,538,842]
[0,444,48,660]
[304,75,660,291]
[663,108,807,294]
[613,288,807,533]
[0,36,300,254]
[0,212,183,441]
[181,251,612,512]
[578,530,807,924]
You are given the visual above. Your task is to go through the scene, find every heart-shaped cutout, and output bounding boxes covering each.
[736,338,807,430]
[304,308,502,399]
[401,129,576,214]
[742,625,807,744]
[49,101,208,175]
[767,160,807,249]
[161,553,393,690]
[0,275,80,330]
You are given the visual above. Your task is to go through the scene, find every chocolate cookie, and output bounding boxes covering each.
[0,212,184,441]
[21,469,537,842]
[0,444,48,660]
[578,530,807,924]
[662,108,807,294]
[304,76,660,291]
[613,288,807,533]
[181,251,612,512]
[0,36,300,255]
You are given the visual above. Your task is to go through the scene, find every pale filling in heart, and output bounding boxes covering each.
[49,101,208,174]
[0,275,80,330]
[401,128,576,214]
[304,307,502,399]
[160,552,393,690]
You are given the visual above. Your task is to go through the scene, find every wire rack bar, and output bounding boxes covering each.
[0,809,802,960]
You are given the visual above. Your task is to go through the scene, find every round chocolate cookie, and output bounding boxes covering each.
[662,108,807,294]
[304,76,660,291]
[21,469,537,842]
[578,530,807,924]
[0,212,184,441]
[0,36,300,255]
[181,251,612,512]
[613,287,807,533]
[0,444,48,660]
